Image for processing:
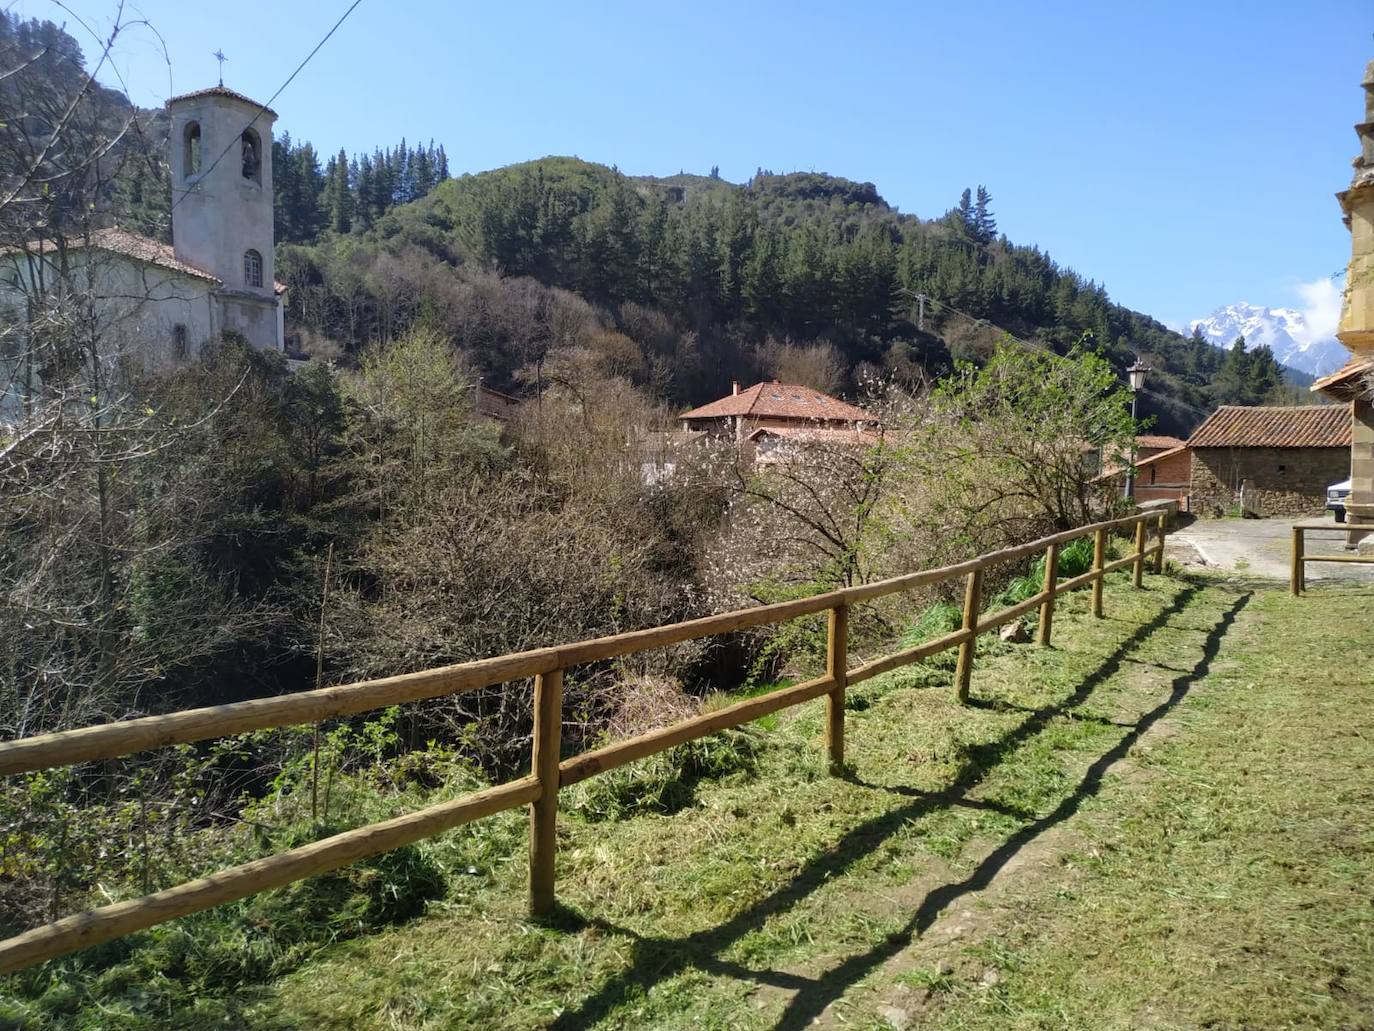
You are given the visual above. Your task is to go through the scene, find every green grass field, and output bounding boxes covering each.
[21,572,1374,1030]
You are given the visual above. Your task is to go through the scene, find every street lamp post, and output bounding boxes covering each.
[1124,358,1150,501]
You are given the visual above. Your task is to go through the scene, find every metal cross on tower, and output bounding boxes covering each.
[213,49,228,86]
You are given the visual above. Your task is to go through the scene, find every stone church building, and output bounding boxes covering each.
[163,85,285,351]
[1,85,284,418]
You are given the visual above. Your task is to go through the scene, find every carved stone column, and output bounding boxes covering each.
[1324,61,1374,544]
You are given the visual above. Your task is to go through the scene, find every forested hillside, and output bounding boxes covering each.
[275,154,1311,435]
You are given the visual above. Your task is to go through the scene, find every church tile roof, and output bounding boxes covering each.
[681,381,870,423]
[1185,404,1352,449]
[5,228,221,283]
[166,85,277,117]
[91,228,222,282]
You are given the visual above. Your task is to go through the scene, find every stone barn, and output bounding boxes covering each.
[1186,405,1352,517]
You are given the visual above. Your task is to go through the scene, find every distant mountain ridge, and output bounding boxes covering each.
[1190,302,1347,378]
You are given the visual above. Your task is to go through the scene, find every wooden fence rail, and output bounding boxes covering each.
[1290,521,1374,595]
[0,503,1175,975]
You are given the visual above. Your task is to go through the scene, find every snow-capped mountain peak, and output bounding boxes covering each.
[1189,302,1347,377]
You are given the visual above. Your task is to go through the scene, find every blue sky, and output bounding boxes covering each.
[21,0,1372,335]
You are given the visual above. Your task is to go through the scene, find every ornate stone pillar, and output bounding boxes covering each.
[1324,61,1374,541]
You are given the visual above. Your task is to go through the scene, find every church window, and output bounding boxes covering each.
[241,128,261,183]
[184,122,202,177]
[244,249,263,289]
[173,324,188,359]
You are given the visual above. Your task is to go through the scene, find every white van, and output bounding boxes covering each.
[1326,478,1353,523]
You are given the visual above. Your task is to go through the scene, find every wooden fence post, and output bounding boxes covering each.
[1132,519,1147,588]
[1037,541,1059,647]
[954,568,982,703]
[826,604,848,773]
[529,668,563,918]
[1290,526,1304,596]
[1091,528,1107,618]
[1153,512,1167,574]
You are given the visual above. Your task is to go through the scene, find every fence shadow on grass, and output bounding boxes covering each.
[548,581,1250,1031]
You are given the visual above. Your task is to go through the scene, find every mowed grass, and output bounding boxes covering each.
[212,574,1373,1030]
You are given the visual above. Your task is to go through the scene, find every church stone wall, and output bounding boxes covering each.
[1190,447,1350,517]
[219,292,279,352]
[99,257,219,366]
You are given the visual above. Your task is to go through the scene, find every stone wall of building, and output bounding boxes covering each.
[1190,447,1351,517]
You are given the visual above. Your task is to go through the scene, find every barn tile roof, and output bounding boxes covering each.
[1186,405,1351,449]
[681,382,870,423]
[166,85,277,117]
[1136,434,1186,450]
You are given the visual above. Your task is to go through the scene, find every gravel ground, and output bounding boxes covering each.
[1166,515,1374,582]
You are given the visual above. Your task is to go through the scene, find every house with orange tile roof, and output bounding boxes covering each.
[1185,404,1352,517]
[679,381,874,441]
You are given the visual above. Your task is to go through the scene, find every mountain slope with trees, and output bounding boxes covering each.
[277,155,1312,435]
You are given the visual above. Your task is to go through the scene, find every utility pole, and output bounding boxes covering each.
[898,287,929,331]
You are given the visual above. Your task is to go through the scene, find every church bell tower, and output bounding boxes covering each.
[166,86,280,350]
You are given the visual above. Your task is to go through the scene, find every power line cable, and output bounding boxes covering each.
[169,0,364,212]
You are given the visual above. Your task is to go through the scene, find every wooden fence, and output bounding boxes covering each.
[0,504,1175,975]
[1290,521,1374,595]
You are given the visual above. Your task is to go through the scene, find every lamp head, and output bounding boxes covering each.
[1126,358,1151,392]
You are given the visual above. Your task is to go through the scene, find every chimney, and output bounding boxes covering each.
[731,381,740,395]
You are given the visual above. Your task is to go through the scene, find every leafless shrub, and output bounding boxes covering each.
[602,674,702,740]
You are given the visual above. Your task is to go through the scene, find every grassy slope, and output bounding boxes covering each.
[238,574,1372,1030]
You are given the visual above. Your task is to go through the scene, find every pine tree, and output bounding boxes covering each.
[322,149,353,234]
[1246,344,1283,403]
[957,188,974,237]
[973,185,996,244]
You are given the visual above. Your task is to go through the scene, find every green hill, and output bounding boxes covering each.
[278,155,1307,435]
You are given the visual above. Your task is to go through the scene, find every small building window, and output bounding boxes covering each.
[184,122,202,178]
[244,249,263,288]
[1277,464,1286,475]
[173,323,188,359]
[241,128,261,183]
